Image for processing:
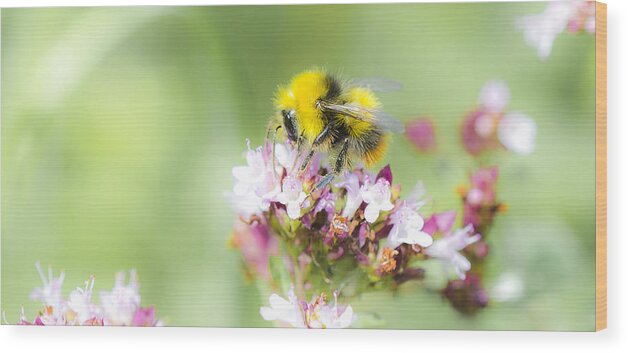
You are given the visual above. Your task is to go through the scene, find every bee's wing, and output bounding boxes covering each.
[319,101,405,134]
[349,78,403,93]
[371,109,405,133]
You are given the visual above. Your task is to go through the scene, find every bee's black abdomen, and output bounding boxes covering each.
[356,128,383,155]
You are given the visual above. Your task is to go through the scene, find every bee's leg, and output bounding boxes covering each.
[296,134,306,154]
[314,173,336,191]
[298,150,316,175]
[299,125,332,175]
[314,138,349,190]
[333,138,350,174]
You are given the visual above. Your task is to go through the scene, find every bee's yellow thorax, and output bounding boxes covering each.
[343,87,381,137]
[275,70,328,141]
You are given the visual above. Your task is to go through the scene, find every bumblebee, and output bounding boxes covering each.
[270,69,403,189]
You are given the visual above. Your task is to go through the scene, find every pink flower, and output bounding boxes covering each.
[387,184,432,248]
[131,307,160,326]
[425,225,481,280]
[231,218,277,281]
[405,117,436,152]
[422,210,457,236]
[463,167,501,230]
[469,167,498,205]
[461,81,536,156]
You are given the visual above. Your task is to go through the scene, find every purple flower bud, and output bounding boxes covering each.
[376,164,393,184]
[442,273,489,315]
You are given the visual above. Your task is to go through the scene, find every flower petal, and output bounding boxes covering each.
[364,204,380,223]
[498,112,536,155]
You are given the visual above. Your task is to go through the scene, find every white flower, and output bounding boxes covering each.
[260,288,355,329]
[67,276,99,324]
[491,272,524,302]
[273,142,297,170]
[260,287,305,328]
[336,173,363,217]
[360,177,394,223]
[227,191,263,218]
[517,1,578,60]
[231,140,282,216]
[30,262,65,310]
[425,225,480,280]
[276,174,308,219]
[479,80,510,114]
[307,292,355,329]
[497,112,537,155]
[232,140,267,196]
[29,262,67,324]
[387,203,433,248]
[100,270,141,325]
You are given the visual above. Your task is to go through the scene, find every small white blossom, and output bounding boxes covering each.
[491,272,524,302]
[276,174,308,219]
[479,80,510,114]
[307,292,355,329]
[260,287,305,328]
[30,262,65,309]
[260,287,355,329]
[29,262,67,324]
[67,276,99,324]
[360,177,394,223]
[336,173,363,217]
[387,203,433,248]
[517,1,578,60]
[231,140,282,216]
[100,270,141,325]
[18,264,160,326]
[425,225,481,280]
[498,112,537,155]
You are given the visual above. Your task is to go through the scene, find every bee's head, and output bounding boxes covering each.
[281,109,299,142]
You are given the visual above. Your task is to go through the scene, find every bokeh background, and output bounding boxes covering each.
[1,2,595,330]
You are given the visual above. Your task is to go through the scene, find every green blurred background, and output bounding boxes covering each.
[1,2,595,330]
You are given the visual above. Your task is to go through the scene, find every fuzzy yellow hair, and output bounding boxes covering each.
[274,69,328,142]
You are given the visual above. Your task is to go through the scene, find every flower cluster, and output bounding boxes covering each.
[260,286,355,328]
[518,0,595,60]
[9,263,161,326]
[461,80,536,156]
[230,139,485,327]
[439,167,505,313]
